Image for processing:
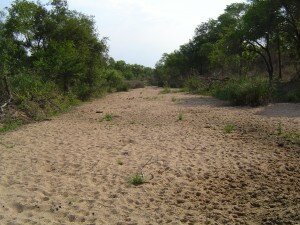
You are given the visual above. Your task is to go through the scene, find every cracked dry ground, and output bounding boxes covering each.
[0,87,299,225]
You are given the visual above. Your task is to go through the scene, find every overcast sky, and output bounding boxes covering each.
[1,0,244,67]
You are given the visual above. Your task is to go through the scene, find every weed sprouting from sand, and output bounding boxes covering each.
[224,124,235,133]
[128,173,145,186]
[128,156,157,186]
[103,113,113,121]
[277,122,283,135]
[178,113,183,121]
[172,97,177,102]
[117,159,124,165]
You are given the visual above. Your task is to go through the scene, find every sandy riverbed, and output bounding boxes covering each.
[0,87,299,225]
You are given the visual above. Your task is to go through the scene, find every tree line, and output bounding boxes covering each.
[0,0,153,121]
[153,0,299,105]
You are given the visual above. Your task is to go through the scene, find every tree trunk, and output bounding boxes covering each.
[63,74,70,93]
[277,30,282,79]
[266,34,274,85]
[0,75,13,115]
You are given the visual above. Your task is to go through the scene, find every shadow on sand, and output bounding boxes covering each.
[177,96,229,108]
[255,103,300,118]
[178,96,300,118]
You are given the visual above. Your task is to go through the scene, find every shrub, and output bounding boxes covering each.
[285,89,300,103]
[184,76,209,94]
[10,74,79,120]
[11,74,58,103]
[103,69,124,92]
[116,82,130,92]
[0,119,23,133]
[211,76,271,106]
[126,80,145,89]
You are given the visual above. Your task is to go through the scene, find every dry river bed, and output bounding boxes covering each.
[0,87,299,225]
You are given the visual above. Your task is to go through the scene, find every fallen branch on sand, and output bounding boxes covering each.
[138,156,158,180]
[128,156,158,186]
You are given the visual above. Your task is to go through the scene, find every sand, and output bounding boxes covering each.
[0,87,299,225]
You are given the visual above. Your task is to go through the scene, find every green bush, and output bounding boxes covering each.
[11,74,58,102]
[103,69,124,92]
[116,82,130,92]
[125,80,145,89]
[0,119,23,133]
[211,76,271,106]
[10,74,79,120]
[184,76,209,94]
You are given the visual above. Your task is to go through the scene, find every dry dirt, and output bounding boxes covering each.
[0,87,299,225]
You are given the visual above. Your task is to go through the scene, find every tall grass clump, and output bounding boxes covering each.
[211,76,271,106]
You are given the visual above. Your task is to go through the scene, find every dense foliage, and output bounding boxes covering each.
[154,0,300,105]
[0,0,153,121]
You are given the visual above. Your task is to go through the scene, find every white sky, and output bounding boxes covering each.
[1,0,245,67]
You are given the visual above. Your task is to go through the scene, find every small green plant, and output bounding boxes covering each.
[128,173,145,186]
[224,124,235,133]
[172,97,177,102]
[178,113,183,121]
[277,122,283,135]
[103,113,113,121]
[117,159,124,165]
